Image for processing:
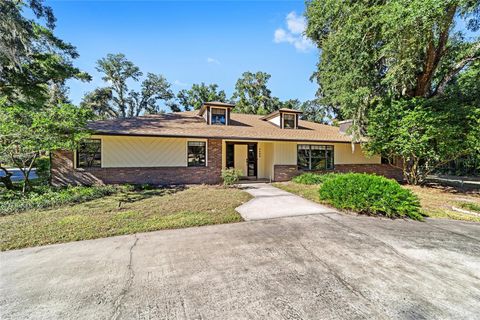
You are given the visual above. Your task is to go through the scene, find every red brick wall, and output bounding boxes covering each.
[51,139,223,186]
[273,164,404,182]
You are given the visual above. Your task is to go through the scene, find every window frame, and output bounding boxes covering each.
[210,107,227,125]
[187,141,207,167]
[283,113,296,129]
[76,139,102,169]
[297,144,334,171]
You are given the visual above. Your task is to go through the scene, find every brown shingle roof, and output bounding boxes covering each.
[88,111,354,143]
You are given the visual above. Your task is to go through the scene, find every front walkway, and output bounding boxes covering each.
[236,183,337,220]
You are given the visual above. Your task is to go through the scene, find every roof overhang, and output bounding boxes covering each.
[260,108,303,121]
[198,101,235,116]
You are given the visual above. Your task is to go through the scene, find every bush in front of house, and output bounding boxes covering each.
[292,172,337,185]
[221,168,243,186]
[0,185,118,215]
[319,173,423,220]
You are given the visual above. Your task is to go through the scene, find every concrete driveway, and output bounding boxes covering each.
[1,214,479,320]
[236,183,337,220]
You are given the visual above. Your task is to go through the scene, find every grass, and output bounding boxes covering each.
[275,181,480,222]
[0,185,252,251]
[0,185,119,215]
[404,184,480,222]
[273,182,323,204]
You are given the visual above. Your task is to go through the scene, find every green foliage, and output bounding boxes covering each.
[0,0,90,104]
[0,185,118,215]
[292,173,337,185]
[458,202,480,213]
[366,98,480,184]
[299,99,333,124]
[319,173,423,220]
[81,53,174,118]
[174,83,227,111]
[306,0,480,131]
[35,156,50,184]
[221,168,242,186]
[232,71,278,114]
[0,102,93,191]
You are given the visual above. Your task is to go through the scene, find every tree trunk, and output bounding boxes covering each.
[403,156,425,185]
[411,5,457,97]
[0,166,15,190]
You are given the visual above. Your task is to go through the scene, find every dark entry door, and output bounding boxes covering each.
[247,143,257,177]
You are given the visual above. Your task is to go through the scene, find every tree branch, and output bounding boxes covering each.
[432,42,480,96]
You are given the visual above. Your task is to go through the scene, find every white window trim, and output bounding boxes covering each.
[209,107,229,125]
[282,112,297,129]
[186,140,208,167]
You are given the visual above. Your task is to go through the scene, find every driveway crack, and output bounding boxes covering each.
[110,234,138,320]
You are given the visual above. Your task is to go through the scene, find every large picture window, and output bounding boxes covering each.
[283,113,295,129]
[188,141,206,167]
[77,139,101,168]
[211,108,226,125]
[297,145,334,170]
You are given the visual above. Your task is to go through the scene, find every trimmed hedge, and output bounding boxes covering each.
[319,173,423,220]
[0,185,118,215]
[292,173,337,185]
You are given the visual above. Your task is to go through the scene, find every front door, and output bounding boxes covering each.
[247,143,257,177]
[227,142,257,178]
[234,144,248,177]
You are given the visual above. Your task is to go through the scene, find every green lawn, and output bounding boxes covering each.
[274,181,480,223]
[0,185,252,251]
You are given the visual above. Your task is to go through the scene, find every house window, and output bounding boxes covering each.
[283,113,295,129]
[187,141,206,167]
[76,139,101,168]
[297,145,334,170]
[211,108,226,125]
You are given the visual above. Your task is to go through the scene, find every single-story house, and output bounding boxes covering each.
[51,102,402,186]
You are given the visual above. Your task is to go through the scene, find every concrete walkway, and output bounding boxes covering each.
[236,183,337,220]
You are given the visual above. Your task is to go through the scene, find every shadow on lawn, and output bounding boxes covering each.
[115,185,186,208]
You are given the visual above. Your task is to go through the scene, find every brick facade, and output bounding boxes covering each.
[273,164,404,182]
[51,139,223,186]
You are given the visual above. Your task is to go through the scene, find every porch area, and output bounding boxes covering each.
[222,141,275,181]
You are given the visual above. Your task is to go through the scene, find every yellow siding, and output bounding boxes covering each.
[273,142,297,165]
[234,144,248,176]
[334,143,381,164]
[271,141,380,165]
[97,135,205,168]
[262,142,274,179]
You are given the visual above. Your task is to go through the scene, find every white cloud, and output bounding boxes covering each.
[274,11,314,52]
[207,57,220,65]
[174,80,188,87]
[286,11,306,34]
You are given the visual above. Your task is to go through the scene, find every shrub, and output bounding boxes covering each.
[319,173,422,220]
[292,172,337,185]
[221,168,242,186]
[35,156,50,184]
[0,185,118,215]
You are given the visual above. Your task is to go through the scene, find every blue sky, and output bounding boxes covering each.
[45,0,318,109]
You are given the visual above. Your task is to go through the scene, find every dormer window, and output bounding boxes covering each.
[261,108,302,129]
[283,114,295,129]
[211,108,226,125]
[198,101,235,125]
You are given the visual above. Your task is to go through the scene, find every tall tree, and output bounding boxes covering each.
[0,0,90,104]
[299,99,333,124]
[305,0,480,132]
[0,101,92,191]
[0,0,91,190]
[82,54,174,118]
[232,71,277,114]
[174,82,227,111]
